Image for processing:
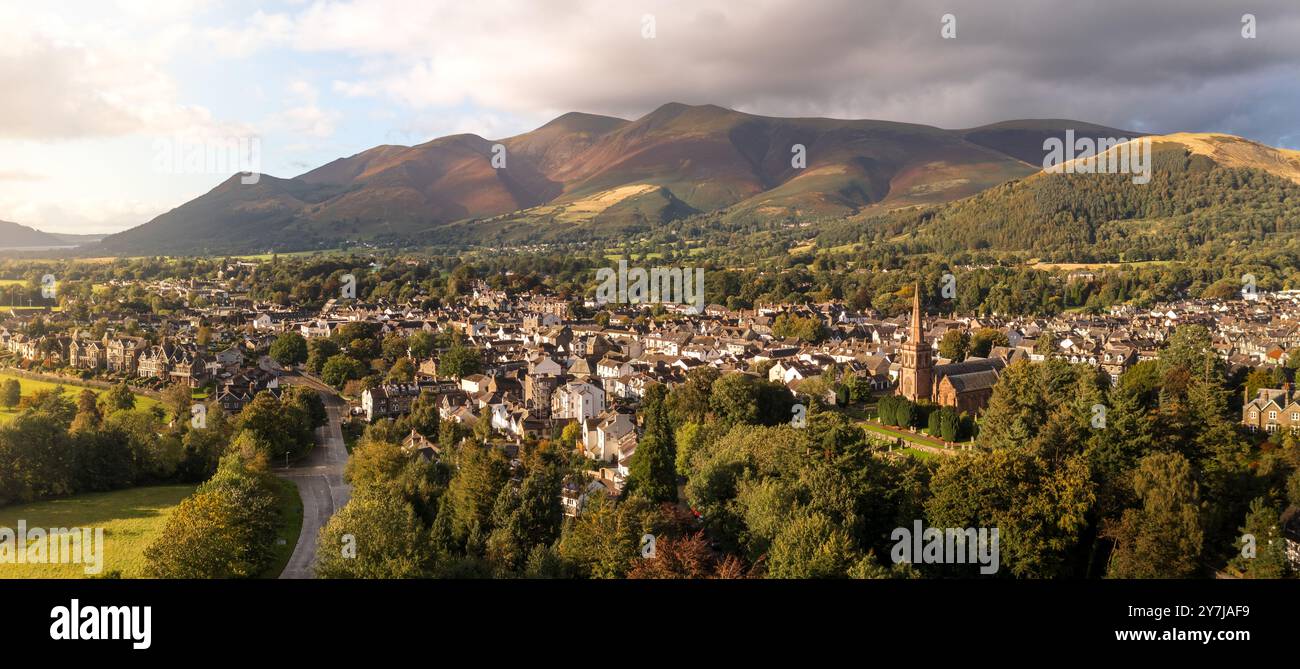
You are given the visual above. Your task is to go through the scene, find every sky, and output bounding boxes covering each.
[1,0,1298,235]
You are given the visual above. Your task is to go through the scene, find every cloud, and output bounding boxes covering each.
[0,195,171,235]
[214,0,1300,145]
[267,81,341,140]
[0,170,46,182]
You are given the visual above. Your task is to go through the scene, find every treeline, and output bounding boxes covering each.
[829,148,1300,263]
[144,453,286,578]
[138,387,326,578]
[953,325,1300,577]
[0,384,324,508]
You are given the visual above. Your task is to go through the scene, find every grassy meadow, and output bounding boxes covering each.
[0,371,161,425]
[0,485,195,578]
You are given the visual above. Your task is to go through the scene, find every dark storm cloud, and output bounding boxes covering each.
[538,0,1300,146]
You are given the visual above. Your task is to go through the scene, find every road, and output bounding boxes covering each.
[278,374,351,579]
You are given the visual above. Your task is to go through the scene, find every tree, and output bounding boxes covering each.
[161,383,193,427]
[316,488,432,578]
[768,511,859,578]
[939,407,960,442]
[306,338,340,375]
[144,454,279,578]
[408,390,441,437]
[387,357,415,383]
[439,343,483,379]
[270,332,308,367]
[927,448,1094,578]
[408,331,434,360]
[626,385,677,503]
[107,381,135,411]
[666,367,720,424]
[1230,498,1290,579]
[485,463,563,574]
[772,313,827,343]
[0,379,19,409]
[970,328,1010,358]
[445,443,511,553]
[709,373,794,427]
[938,329,970,362]
[628,531,748,579]
[560,421,582,446]
[235,391,314,459]
[69,389,102,434]
[321,354,365,389]
[1106,452,1204,579]
[557,494,643,579]
[0,414,76,504]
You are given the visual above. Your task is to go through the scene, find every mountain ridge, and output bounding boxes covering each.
[94,104,1299,255]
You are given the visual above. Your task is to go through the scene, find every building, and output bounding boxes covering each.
[896,282,1003,415]
[1242,386,1300,433]
[897,284,933,402]
[362,382,425,422]
[551,381,605,422]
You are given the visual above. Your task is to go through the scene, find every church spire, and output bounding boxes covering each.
[911,281,923,342]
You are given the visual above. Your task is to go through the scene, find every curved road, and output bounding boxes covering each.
[278,375,351,579]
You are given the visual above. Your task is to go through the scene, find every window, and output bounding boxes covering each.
[1268,411,1277,420]
[1250,411,1258,420]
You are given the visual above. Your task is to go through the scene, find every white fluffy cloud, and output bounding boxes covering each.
[0,4,226,140]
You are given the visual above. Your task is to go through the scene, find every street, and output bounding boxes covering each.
[277,374,351,579]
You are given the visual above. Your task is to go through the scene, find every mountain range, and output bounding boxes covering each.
[92,104,1144,254]
[60,103,1300,255]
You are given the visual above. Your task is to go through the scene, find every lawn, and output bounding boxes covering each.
[0,478,302,579]
[0,485,195,579]
[263,476,304,578]
[899,447,939,462]
[0,371,160,425]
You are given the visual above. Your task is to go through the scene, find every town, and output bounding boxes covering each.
[2,254,1299,581]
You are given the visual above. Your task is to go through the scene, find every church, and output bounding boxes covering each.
[897,283,1004,415]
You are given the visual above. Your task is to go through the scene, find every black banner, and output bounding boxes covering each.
[4,578,1292,657]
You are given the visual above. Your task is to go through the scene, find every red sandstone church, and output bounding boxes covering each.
[896,283,1005,415]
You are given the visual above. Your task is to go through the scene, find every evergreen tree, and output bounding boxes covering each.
[626,385,678,503]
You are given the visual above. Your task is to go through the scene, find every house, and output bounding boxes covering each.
[551,381,605,422]
[362,382,424,422]
[1242,386,1300,433]
[581,411,638,463]
[67,338,104,370]
[560,478,610,517]
[104,336,143,374]
[402,429,439,460]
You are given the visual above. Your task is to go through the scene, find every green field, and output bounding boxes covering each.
[0,372,161,425]
[264,477,304,578]
[0,485,195,578]
[0,478,302,579]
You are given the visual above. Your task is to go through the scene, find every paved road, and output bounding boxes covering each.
[278,376,351,579]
